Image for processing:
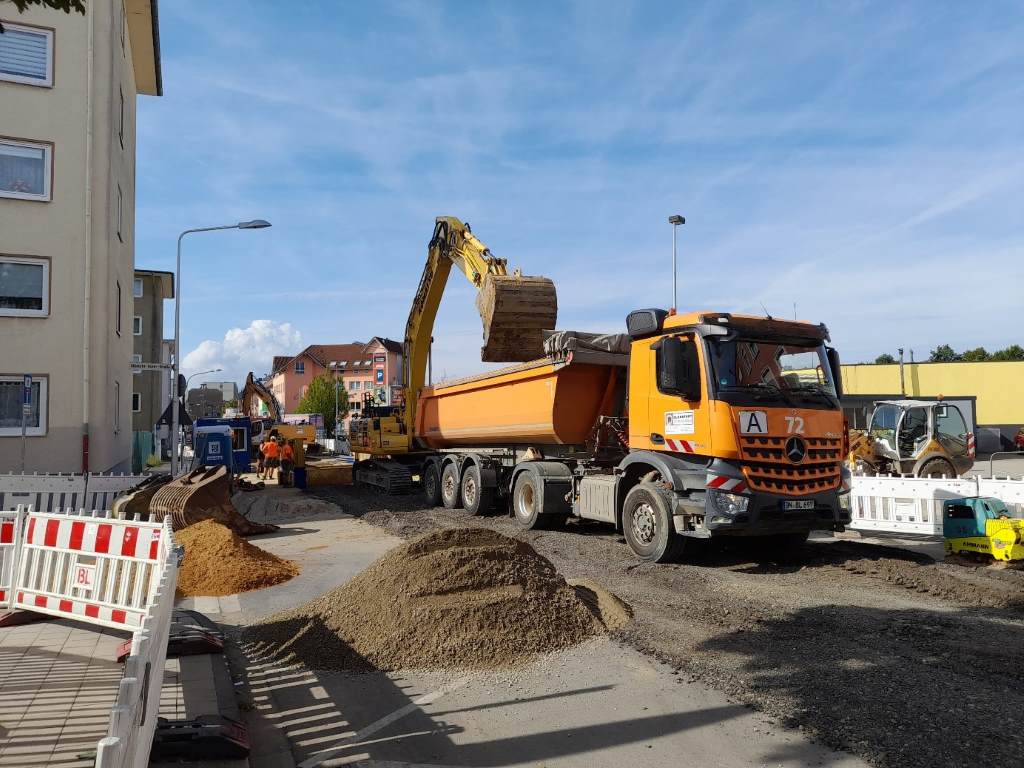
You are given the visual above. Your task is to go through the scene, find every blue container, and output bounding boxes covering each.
[293,467,307,489]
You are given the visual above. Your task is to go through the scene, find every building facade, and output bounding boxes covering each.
[0,1,161,472]
[269,338,404,433]
[130,268,172,433]
[839,361,1024,452]
[202,380,238,403]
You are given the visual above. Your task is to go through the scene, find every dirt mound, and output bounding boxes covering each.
[246,528,628,671]
[176,520,298,597]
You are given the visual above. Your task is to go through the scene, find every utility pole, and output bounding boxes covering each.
[668,215,685,311]
[898,348,906,396]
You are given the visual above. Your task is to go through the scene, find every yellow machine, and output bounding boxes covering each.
[352,217,852,561]
[848,399,975,477]
[943,497,1024,563]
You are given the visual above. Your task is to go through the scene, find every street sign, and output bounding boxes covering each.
[130,361,173,371]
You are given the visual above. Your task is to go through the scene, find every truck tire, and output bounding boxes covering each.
[423,464,442,507]
[621,483,685,563]
[918,458,956,478]
[512,470,568,529]
[461,463,494,516]
[441,463,462,509]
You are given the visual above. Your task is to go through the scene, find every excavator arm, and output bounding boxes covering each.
[241,372,282,423]
[402,216,557,436]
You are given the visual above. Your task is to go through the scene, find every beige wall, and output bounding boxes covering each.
[0,0,150,472]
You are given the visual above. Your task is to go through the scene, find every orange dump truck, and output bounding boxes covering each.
[355,310,853,562]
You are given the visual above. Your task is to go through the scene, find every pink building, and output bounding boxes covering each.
[269,338,403,434]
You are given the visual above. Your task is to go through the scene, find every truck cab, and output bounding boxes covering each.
[603,309,851,558]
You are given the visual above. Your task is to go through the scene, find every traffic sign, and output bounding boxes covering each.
[131,361,173,371]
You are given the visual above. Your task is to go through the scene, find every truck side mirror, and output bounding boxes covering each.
[657,337,701,401]
[826,347,843,398]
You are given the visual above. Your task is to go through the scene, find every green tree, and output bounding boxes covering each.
[929,344,960,363]
[297,374,348,437]
[7,0,85,14]
[874,353,897,365]
[960,347,990,362]
[990,344,1024,362]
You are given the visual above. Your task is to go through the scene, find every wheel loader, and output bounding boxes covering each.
[848,399,975,478]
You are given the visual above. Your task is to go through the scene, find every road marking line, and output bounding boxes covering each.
[297,676,471,768]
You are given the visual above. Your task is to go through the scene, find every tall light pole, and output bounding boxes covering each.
[668,215,685,311]
[172,220,271,476]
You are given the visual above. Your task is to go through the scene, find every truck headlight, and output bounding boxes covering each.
[710,490,749,515]
[837,492,852,511]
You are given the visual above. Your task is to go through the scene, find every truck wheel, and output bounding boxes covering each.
[423,464,442,507]
[461,464,494,516]
[512,471,544,529]
[440,463,462,509]
[918,458,956,478]
[622,483,685,563]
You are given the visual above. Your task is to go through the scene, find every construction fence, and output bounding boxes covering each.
[0,471,149,515]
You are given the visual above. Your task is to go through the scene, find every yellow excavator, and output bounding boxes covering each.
[350,216,557,490]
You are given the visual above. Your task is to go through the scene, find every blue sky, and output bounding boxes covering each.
[135,0,1024,386]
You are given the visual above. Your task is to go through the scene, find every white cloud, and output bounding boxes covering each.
[182,320,301,386]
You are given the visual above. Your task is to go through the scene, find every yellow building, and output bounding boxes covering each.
[839,362,1024,452]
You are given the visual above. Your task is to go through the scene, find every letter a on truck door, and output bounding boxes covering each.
[738,410,768,434]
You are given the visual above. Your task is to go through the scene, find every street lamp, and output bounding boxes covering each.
[668,215,685,312]
[172,220,271,476]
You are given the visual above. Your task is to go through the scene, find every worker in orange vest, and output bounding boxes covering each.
[263,437,280,482]
[280,440,295,487]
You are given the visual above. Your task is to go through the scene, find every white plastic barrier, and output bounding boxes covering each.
[95,517,179,768]
[12,507,166,630]
[850,474,1024,536]
[0,472,87,512]
[0,509,24,609]
[84,473,149,514]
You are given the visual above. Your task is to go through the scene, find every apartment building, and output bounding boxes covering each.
[0,1,161,472]
[130,268,172,434]
[270,338,404,432]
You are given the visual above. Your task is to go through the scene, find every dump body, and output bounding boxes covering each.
[415,354,624,449]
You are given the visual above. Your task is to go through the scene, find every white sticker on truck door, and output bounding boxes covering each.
[665,410,695,435]
[739,410,768,434]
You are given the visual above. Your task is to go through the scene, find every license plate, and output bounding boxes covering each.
[782,500,815,511]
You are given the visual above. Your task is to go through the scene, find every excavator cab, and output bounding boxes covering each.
[854,400,974,477]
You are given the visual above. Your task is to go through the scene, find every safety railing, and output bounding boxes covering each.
[0,471,149,514]
[95,516,179,768]
[11,507,167,630]
[0,508,25,609]
[850,474,1024,536]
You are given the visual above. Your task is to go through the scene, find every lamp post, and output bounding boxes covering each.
[668,215,685,311]
[172,220,271,476]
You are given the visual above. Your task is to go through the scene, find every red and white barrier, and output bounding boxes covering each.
[12,508,167,631]
[0,509,25,609]
[95,516,180,768]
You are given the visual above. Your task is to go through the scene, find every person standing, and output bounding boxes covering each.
[255,440,266,479]
[263,436,280,482]
[280,439,295,487]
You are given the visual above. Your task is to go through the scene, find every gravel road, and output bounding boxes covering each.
[305,486,1024,768]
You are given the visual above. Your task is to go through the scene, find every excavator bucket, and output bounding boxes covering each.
[149,465,278,536]
[111,474,172,520]
[476,274,558,362]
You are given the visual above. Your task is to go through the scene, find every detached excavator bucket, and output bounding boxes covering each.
[149,465,277,536]
[476,274,558,362]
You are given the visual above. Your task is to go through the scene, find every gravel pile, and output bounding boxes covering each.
[246,528,628,671]
[176,520,298,597]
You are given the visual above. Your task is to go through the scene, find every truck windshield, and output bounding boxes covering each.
[706,338,837,406]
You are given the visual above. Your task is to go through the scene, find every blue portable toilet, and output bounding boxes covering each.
[192,425,235,474]
[195,417,253,472]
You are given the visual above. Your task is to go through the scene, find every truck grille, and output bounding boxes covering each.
[739,436,842,495]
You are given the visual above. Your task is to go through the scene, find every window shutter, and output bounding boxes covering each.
[0,25,51,84]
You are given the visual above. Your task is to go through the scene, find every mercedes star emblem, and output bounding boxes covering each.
[785,436,807,463]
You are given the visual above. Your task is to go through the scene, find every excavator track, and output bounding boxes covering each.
[355,459,414,494]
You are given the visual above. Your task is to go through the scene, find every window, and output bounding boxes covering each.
[936,405,968,440]
[132,353,141,374]
[133,277,143,297]
[0,256,48,317]
[131,392,141,412]
[116,280,122,335]
[0,21,53,87]
[0,139,52,201]
[114,381,120,433]
[118,89,125,148]
[295,360,305,374]
[132,315,142,335]
[0,376,47,436]
[116,185,123,241]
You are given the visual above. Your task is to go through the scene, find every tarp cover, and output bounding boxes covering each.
[543,331,631,357]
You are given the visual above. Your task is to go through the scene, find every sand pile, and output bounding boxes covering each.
[176,520,299,597]
[246,528,629,671]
